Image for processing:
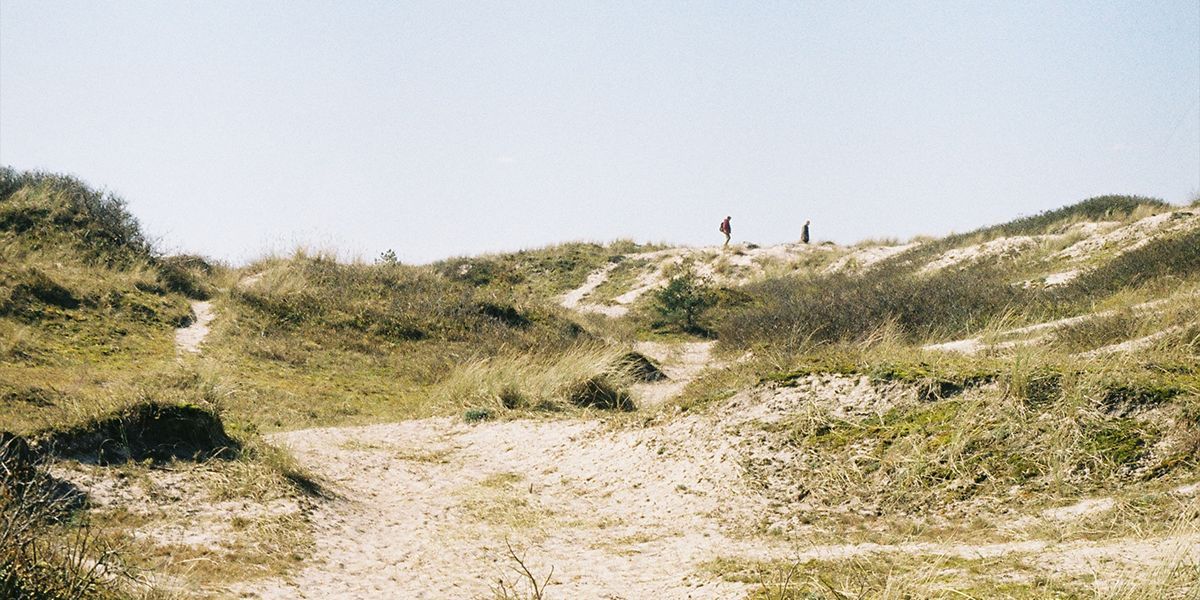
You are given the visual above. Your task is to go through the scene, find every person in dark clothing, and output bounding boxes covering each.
[719,216,732,247]
[801,220,811,244]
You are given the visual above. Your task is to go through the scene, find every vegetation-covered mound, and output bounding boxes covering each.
[707,196,1196,351]
[233,254,582,348]
[0,169,215,370]
[40,400,239,464]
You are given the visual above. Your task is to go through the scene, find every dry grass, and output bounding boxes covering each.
[431,344,640,416]
[708,545,1200,599]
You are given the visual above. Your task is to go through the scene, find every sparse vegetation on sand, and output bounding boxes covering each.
[4,168,1200,598]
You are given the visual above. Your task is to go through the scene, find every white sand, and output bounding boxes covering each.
[174,300,214,354]
[233,377,1199,598]
[824,243,917,273]
[1054,211,1199,262]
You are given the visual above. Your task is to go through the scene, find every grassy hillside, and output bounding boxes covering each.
[706,196,1195,350]
[0,169,306,598]
[0,169,204,433]
[434,239,659,301]
[205,251,613,428]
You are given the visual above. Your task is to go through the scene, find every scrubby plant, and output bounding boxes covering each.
[1,435,124,600]
[376,249,400,265]
[489,540,554,600]
[651,268,718,334]
[464,408,496,423]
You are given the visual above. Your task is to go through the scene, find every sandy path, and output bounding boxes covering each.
[558,243,850,319]
[174,300,214,354]
[240,339,751,599]
[559,263,619,312]
[235,392,1200,599]
[239,416,773,599]
[631,341,718,408]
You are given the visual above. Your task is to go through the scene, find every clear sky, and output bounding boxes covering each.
[2,1,1198,264]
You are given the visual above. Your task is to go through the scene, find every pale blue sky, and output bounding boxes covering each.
[2,1,1198,264]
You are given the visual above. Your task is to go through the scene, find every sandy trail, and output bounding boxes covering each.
[558,242,858,318]
[240,416,773,599]
[236,382,1200,599]
[559,262,619,313]
[174,300,214,354]
[631,340,717,408]
[241,340,754,599]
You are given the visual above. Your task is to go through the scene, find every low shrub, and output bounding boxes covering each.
[566,375,634,411]
[1,434,121,600]
[40,401,240,464]
[464,408,495,423]
[650,269,718,334]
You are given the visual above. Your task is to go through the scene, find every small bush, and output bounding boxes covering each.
[464,408,495,423]
[566,375,634,411]
[651,269,717,334]
[377,249,400,265]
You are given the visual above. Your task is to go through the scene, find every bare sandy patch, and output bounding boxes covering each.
[174,300,214,354]
[1054,211,1199,262]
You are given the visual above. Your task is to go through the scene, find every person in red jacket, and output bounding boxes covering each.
[719,216,732,247]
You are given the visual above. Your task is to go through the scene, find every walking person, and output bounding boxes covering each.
[719,216,732,247]
[801,220,811,244]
